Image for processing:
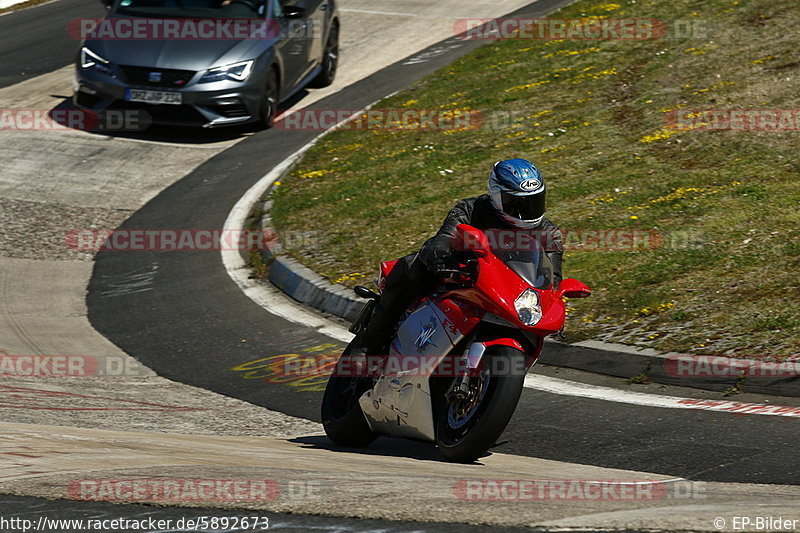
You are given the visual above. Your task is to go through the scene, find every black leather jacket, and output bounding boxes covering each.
[417,194,564,286]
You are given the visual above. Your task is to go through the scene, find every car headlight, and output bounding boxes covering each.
[80,47,112,75]
[514,289,542,326]
[198,60,254,83]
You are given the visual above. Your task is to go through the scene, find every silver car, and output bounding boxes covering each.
[74,0,339,128]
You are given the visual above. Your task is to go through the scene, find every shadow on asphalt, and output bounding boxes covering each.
[290,435,493,465]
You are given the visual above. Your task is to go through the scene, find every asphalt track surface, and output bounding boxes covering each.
[2,0,796,504]
[78,0,800,487]
[1,494,577,533]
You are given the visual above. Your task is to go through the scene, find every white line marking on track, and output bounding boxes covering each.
[525,374,800,419]
[221,142,354,344]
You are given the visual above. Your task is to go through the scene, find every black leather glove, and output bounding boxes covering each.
[431,257,460,277]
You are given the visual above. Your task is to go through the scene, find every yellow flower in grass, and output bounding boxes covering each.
[489,60,517,69]
[590,67,618,79]
[592,3,622,12]
[569,67,618,84]
[298,169,331,179]
[540,145,566,154]
[640,127,677,143]
[326,142,363,154]
[751,55,775,64]
[543,47,601,59]
[505,79,551,92]
[369,148,407,160]
[443,126,473,136]
[333,272,366,284]
[631,182,741,210]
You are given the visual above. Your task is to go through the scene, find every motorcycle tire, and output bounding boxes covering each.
[321,337,379,447]
[435,345,526,463]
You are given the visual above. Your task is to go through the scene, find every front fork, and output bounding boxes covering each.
[447,338,529,401]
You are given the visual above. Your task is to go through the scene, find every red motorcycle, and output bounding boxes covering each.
[322,224,590,462]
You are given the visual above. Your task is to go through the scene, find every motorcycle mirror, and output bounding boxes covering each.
[282,5,307,18]
[454,224,489,256]
[557,278,591,299]
[354,286,380,300]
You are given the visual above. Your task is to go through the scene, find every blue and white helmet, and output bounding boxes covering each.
[488,158,547,229]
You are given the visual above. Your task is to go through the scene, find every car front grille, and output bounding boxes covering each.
[211,102,249,118]
[120,66,196,88]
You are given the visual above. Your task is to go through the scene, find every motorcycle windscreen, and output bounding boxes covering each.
[490,238,553,289]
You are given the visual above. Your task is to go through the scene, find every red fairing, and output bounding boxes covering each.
[378,259,399,293]
[536,290,566,334]
[440,253,532,329]
[442,225,572,336]
[482,338,524,351]
[436,298,483,343]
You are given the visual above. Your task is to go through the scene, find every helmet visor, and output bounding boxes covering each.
[500,191,546,221]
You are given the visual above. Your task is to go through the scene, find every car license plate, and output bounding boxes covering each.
[125,89,182,105]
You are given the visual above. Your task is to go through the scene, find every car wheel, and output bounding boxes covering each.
[256,68,279,129]
[311,22,338,88]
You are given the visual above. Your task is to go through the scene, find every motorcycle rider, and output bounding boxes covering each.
[359,158,563,355]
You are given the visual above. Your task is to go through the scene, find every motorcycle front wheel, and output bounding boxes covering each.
[321,338,379,447]
[435,346,526,463]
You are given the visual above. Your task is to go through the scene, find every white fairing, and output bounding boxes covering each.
[358,300,465,441]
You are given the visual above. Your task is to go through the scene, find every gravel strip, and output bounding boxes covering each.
[0,197,131,261]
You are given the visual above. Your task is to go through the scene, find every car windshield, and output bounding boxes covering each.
[486,230,553,289]
[113,0,265,19]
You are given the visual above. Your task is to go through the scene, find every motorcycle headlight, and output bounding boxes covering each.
[514,288,542,326]
[198,60,254,83]
[81,47,112,75]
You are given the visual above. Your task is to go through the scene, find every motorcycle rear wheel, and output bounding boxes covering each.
[435,346,526,463]
[321,338,379,447]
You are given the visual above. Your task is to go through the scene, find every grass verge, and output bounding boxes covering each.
[0,0,56,15]
[271,0,800,357]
